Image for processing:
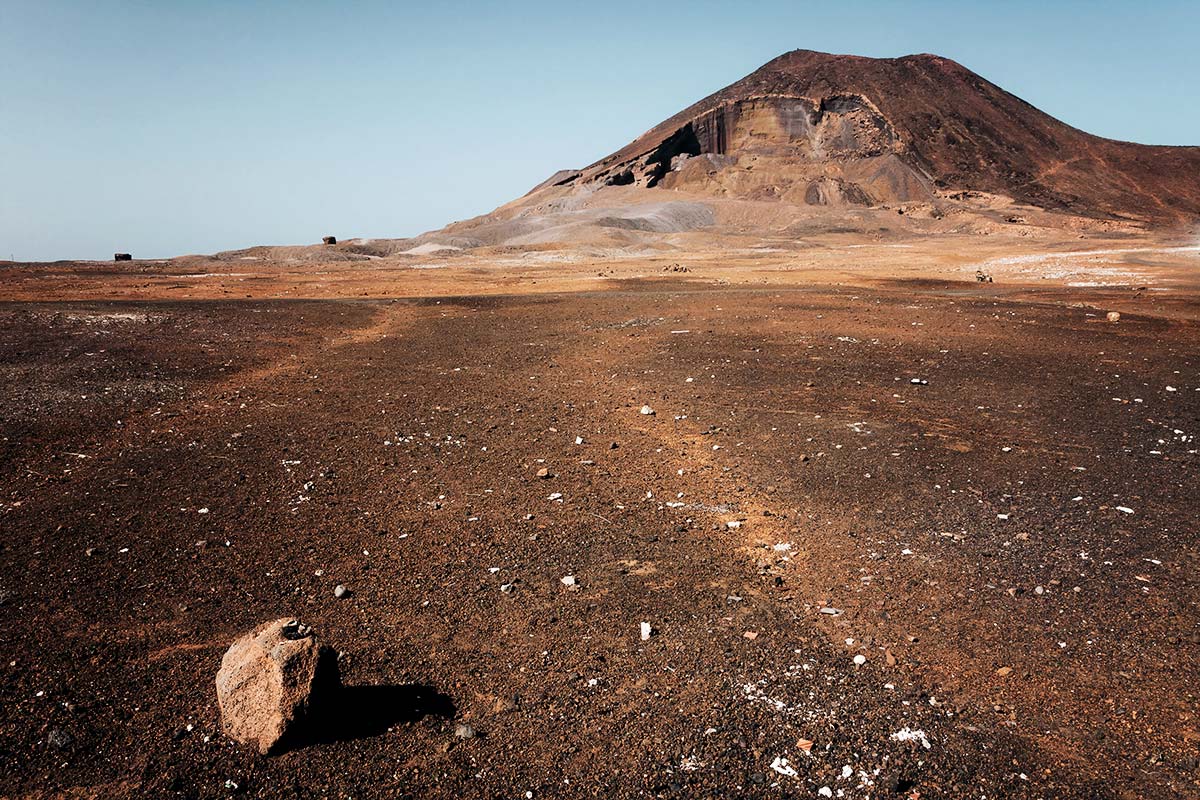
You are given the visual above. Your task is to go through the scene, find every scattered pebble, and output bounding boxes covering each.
[770,756,798,777]
[46,728,72,749]
[891,727,932,749]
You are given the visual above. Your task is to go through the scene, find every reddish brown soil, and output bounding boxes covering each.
[1,266,1198,798]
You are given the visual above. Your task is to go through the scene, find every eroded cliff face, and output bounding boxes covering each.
[516,50,1200,225]
[656,95,900,172]
[416,50,1199,252]
[570,93,931,207]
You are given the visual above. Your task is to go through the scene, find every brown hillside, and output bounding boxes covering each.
[551,50,1200,224]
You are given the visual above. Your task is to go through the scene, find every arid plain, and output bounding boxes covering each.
[2,50,1199,799]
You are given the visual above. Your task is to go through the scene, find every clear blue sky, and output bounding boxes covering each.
[2,0,1197,261]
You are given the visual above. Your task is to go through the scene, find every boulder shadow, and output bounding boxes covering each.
[288,682,457,750]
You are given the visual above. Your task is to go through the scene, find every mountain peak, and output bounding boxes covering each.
[432,49,1200,252]
[540,48,1199,224]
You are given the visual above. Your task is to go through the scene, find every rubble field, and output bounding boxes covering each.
[1,265,1198,799]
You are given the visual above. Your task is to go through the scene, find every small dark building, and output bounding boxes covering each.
[114,253,132,261]
[322,236,337,245]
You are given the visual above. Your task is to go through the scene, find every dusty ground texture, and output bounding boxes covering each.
[1,238,1198,799]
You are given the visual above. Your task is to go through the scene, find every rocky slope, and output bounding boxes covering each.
[399,49,1197,252]
[557,50,1200,221]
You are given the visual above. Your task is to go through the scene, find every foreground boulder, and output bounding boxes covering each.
[215,618,336,754]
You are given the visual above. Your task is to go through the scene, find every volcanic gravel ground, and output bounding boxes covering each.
[0,282,1197,799]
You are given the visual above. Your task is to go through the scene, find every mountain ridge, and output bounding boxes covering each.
[247,49,1200,261]
[514,49,1200,226]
